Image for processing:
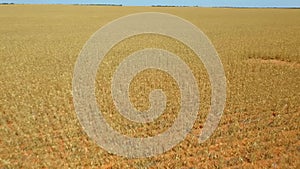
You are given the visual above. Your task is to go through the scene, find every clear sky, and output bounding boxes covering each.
[1,0,300,7]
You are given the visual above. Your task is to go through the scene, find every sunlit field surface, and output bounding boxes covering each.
[0,5,299,168]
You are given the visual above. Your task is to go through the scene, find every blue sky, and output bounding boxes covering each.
[1,0,300,7]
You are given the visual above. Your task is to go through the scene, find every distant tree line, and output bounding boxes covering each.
[0,2,14,5]
[152,5,189,7]
[73,4,122,6]
[0,3,298,8]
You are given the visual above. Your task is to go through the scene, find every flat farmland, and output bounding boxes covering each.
[0,5,299,168]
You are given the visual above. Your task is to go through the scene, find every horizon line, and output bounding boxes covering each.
[0,3,299,8]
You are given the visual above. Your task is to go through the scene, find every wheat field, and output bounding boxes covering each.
[0,5,299,168]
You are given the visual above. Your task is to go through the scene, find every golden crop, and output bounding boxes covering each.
[0,5,299,168]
